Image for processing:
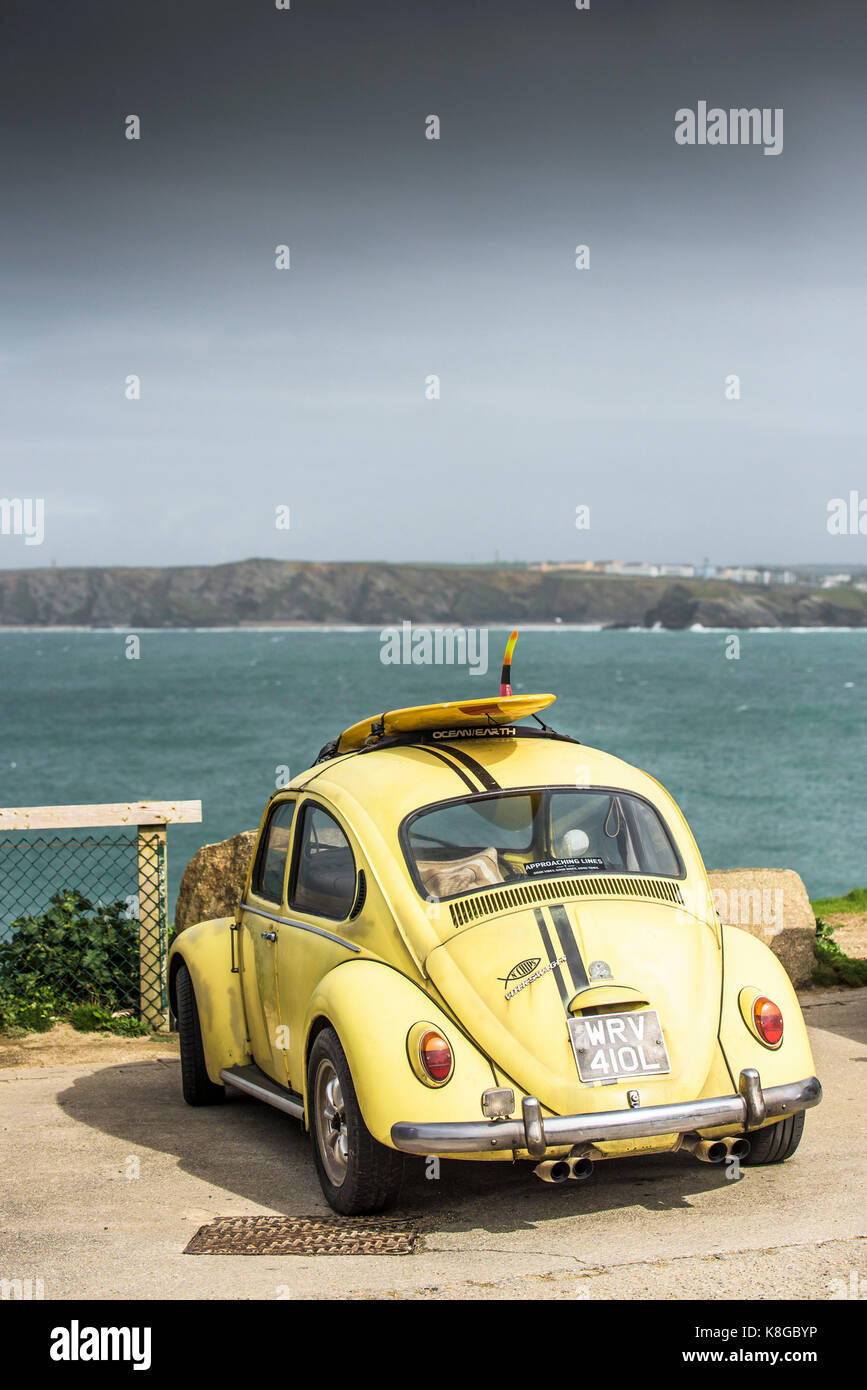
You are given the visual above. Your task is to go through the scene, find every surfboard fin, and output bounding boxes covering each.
[499,628,519,696]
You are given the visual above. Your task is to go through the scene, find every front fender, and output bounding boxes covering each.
[718,924,816,1114]
[305,961,499,1149]
[168,919,251,1084]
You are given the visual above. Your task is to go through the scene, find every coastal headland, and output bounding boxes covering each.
[1,560,865,629]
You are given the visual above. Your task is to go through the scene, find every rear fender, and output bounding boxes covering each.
[168,919,251,1083]
[718,924,815,1122]
[304,960,499,1148]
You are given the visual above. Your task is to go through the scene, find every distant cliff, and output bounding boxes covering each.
[0,560,864,629]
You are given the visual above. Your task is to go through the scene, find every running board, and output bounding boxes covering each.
[220,1064,305,1119]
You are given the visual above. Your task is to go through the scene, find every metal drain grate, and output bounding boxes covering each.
[184,1214,419,1256]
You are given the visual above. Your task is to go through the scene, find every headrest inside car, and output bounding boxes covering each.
[301,846,356,901]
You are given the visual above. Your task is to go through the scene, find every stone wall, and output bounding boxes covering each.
[174,830,257,931]
[707,867,816,986]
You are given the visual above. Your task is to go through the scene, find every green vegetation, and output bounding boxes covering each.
[0,889,156,1037]
[811,886,867,916]
[816,585,867,612]
[0,984,57,1035]
[68,1004,149,1036]
[809,886,867,988]
[812,919,867,988]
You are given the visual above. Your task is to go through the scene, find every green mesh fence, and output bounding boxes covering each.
[0,831,167,1028]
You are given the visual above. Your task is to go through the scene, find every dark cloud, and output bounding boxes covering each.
[2,0,865,568]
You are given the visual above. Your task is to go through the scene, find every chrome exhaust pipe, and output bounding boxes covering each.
[681,1135,728,1163]
[534,1154,596,1183]
[721,1135,751,1160]
[534,1158,571,1183]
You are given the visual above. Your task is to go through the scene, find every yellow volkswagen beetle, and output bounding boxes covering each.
[169,657,821,1214]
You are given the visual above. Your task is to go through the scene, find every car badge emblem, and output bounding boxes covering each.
[499,958,541,989]
[627,1090,641,1109]
[589,959,613,980]
[500,956,566,999]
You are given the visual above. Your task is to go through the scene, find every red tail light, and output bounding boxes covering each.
[753,996,783,1046]
[419,1030,452,1082]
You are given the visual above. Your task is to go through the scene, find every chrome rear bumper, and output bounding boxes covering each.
[390,1070,822,1157]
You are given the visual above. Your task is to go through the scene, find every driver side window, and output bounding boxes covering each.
[251,801,296,903]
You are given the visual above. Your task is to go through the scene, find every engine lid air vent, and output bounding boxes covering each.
[447,874,684,929]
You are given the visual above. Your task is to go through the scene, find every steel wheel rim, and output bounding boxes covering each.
[314,1058,349,1187]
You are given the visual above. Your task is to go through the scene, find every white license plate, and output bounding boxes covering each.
[567,1009,671,1082]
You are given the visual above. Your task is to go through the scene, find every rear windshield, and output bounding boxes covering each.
[403,789,682,900]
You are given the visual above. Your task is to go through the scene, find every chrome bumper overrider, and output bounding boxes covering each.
[390,1070,822,1157]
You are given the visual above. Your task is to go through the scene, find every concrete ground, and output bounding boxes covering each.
[0,988,864,1301]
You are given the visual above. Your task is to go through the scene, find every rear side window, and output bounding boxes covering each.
[291,805,357,921]
[625,797,681,878]
[252,801,296,902]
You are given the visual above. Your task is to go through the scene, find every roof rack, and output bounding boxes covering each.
[315,717,580,765]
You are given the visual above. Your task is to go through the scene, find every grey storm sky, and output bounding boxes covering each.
[1,0,865,569]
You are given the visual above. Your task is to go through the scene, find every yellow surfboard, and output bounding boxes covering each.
[336,693,556,752]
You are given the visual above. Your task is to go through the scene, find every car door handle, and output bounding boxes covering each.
[260,931,277,942]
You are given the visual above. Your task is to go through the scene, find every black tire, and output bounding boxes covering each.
[307,1027,405,1215]
[742,1110,805,1164]
[175,962,225,1106]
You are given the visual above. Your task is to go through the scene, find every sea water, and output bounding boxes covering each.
[0,627,864,913]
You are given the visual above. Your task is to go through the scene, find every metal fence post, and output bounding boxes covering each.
[137,823,168,1030]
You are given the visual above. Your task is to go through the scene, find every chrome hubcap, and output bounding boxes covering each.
[315,1059,349,1186]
